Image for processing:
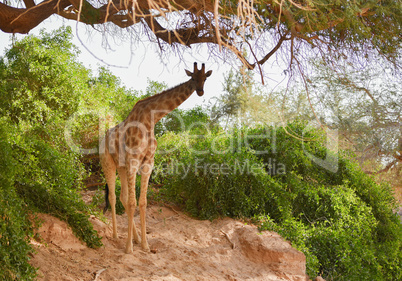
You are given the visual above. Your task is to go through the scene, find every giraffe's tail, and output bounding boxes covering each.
[103,183,109,214]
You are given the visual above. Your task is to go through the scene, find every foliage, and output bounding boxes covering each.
[211,67,317,129]
[88,66,142,121]
[155,105,213,136]
[0,28,86,125]
[0,120,37,281]
[156,130,275,219]
[0,27,142,278]
[156,120,402,280]
[210,68,281,127]
[0,28,107,246]
[306,58,401,179]
[1,0,401,88]
[12,128,103,249]
[210,68,253,125]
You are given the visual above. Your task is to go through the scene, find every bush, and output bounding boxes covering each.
[156,121,402,280]
[0,28,119,279]
[0,120,37,281]
[155,105,213,136]
[0,116,103,278]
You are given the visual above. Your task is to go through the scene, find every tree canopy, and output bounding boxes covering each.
[1,0,401,78]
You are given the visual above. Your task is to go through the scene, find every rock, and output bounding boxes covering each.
[36,213,86,251]
[236,225,306,277]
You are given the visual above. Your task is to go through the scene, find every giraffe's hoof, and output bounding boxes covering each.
[133,232,140,244]
[125,246,133,254]
[125,241,134,254]
[141,243,150,252]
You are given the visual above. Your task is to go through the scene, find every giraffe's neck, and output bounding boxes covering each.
[134,80,195,127]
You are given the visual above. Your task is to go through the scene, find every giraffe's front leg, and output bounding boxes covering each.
[109,184,118,239]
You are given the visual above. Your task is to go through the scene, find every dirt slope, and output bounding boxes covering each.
[30,204,311,281]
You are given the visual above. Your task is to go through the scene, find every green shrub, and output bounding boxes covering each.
[0,28,86,125]
[155,105,214,136]
[0,28,109,279]
[8,122,103,249]
[0,120,37,281]
[156,130,281,219]
[156,121,402,280]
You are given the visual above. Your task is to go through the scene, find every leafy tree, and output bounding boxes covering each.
[211,67,315,128]
[156,106,213,135]
[306,58,401,183]
[0,27,88,125]
[210,68,254,127]
[0,0,400,85]
[144,78,168,98]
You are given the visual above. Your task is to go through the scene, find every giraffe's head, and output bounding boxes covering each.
[185,62,212,96]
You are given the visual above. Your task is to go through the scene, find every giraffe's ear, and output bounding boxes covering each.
[206,70,212,77]
[185,69,193,76]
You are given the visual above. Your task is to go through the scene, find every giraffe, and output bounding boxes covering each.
[100,62,212,253]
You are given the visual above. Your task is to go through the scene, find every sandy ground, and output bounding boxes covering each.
[30,197,310,281]
[29,185,402,281]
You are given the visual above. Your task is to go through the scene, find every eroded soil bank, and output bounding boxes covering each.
[30,202,313,281]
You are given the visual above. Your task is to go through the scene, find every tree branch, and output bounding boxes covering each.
[0,0,70,34]
[366,159,399,175]
[338,75,378,104]
[0,0,399,80]
[257,32,291,66]
[142,15,217,46]
[23,0,36,9]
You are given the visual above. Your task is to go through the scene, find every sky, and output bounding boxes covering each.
[0,14,293,113]
[0,16,238,110]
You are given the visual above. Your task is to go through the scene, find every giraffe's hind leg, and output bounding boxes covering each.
[125,162,138,254]
[118,167,140,244]
[139,170,151,252]
[100,152,118,238]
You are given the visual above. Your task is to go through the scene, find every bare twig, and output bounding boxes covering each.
[257,31,291,66]
[93,268,106,281]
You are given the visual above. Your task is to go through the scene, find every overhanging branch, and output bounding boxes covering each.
[142,15,218,46]
[23,0,36,9]
[0,0,70,33]
[0,0,399,81]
